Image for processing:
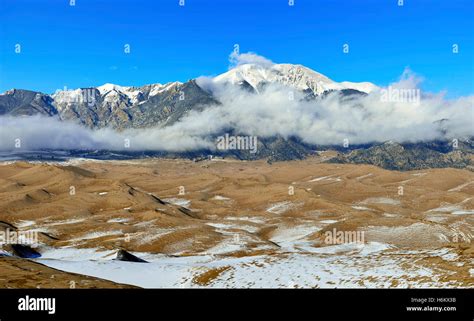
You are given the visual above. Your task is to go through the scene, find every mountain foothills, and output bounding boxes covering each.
[0,63,472,170]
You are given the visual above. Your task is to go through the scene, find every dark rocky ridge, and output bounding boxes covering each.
[0,89,57,116]
[329,140,474,171]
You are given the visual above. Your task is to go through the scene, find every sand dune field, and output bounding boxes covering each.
[0,157,472,288]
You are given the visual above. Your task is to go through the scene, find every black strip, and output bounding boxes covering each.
[0,289,471,321]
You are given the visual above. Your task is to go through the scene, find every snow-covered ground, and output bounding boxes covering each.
[36,241,470,288]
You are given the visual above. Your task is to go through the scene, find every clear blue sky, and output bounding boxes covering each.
[0,0,473,96]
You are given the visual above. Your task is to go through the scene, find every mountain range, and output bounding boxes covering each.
[0,63,472,170]
[0,63,377,129]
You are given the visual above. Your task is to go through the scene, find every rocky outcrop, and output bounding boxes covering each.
[0,89,57,116]
[329,141,474,171]
[115,249,148,263]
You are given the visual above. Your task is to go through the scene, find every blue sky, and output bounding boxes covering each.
[0,0,473,96]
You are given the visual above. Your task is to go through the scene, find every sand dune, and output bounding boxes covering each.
[0,157,472,287]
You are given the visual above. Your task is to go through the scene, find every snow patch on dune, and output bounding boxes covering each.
[308,175,342,182]
[269,225,321,245]
[163,198,191,208]
[266,201,300,214]
[361,197,400,205]
[212,195,231,201]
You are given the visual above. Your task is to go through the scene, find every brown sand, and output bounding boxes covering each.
[0,157,472,287]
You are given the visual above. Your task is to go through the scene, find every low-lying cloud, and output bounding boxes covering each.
[0,115,215,151]
[195,74,473,145]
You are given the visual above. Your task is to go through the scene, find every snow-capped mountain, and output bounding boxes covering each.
[46,79,215,129]
[213,63,379,95]
[1,62,381,130]
[50,62,377,109]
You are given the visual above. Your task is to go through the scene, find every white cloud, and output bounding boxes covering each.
[188,77,473,145]
[229,51,274,68]
[0,115,214,151]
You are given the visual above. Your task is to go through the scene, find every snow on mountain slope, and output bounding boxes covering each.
[98,83,144,104]
[97,83,127,95]
[51,88,93,112]
[51,63,377,110]
[52,81,184,109]
[339,81,379,93]
[213,63,378,94]
[97,82,183,98]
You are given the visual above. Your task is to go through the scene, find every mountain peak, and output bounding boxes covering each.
[213,62,378,95]
[97,83,127,95]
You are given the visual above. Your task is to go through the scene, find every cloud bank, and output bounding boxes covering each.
[0,115,214,151]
